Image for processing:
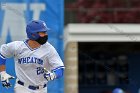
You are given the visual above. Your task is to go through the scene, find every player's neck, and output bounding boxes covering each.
[28,40,41,49]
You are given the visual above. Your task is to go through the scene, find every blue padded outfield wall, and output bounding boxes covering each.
[0,0,64,93]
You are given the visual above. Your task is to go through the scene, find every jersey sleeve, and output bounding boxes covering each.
[0,42,16,58]
[48,45,65,71]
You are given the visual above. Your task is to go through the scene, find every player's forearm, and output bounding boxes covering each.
[53,68,64,79]
[0,65,6,72]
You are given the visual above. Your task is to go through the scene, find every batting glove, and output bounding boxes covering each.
[0,71,15,88]
[43,68,56,81]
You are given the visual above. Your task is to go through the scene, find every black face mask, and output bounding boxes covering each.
[35,35,48,45]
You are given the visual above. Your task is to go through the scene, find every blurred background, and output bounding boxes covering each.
[0,0,140,93]
[64,0,140,93]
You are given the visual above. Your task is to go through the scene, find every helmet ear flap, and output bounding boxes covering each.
[30,32,40,40]
[31,33,36,38]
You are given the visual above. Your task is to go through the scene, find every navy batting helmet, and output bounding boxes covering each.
[26,20,50,40]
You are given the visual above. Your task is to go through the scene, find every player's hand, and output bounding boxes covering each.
[43,68,56,81]
[0,71,15,88]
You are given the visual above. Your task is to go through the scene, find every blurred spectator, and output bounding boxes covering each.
[66,0,140,23]
[131,0,140,8]
[91,0,107,8]
[112,88,125,93]
[107,0,127,8]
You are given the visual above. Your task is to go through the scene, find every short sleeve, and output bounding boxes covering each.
[48,46,64,71]
[0,42,16,58]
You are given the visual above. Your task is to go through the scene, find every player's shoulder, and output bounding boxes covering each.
[0,40,25,50]
[45,42,52,46]
[4,40,25,48]
[9,40,24,45]
[1,40,23,46]
[44,42,55,50]
[13,40,24,43]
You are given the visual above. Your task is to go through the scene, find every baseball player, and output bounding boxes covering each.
[0,20,65,93]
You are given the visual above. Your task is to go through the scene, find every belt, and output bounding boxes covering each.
[17,80,46,90]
